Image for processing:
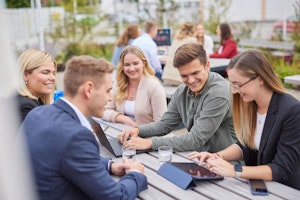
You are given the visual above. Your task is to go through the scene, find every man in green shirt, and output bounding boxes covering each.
[118,42,236,152]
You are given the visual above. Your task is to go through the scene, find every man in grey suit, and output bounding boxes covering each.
[21,56,147,199]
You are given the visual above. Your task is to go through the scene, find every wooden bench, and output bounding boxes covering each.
[238,39,295,64]
[284,74,300,86]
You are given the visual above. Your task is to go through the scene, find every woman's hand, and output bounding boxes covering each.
[116,114,137,127]
[188,151,215,165]
[206,156,235,178]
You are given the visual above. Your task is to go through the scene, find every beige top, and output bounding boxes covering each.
[162,37,197,86]
[102,76,167,125]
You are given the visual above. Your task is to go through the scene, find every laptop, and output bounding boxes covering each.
[88,118,151,157]
[153,28,171,47]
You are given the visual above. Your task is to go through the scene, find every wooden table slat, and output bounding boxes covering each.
[144,167,210,200]
[96,120,300,200]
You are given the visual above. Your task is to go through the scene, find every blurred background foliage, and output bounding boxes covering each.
[55,42,114,65]
[5,0,300,82]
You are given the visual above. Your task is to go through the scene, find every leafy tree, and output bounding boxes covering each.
[156,0,178,28]
[204,0,232,35]
[6,0,30,8]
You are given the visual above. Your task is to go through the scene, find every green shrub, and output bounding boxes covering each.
[265,52,300,88]
[55,42,114,64]
[273,59,300,79]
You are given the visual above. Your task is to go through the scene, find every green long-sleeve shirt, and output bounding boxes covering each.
[138,72,237,152]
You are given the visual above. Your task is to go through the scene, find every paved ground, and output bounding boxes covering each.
[287,88,300,100]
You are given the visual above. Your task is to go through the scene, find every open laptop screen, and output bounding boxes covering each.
[88,117,151,157]
[154,28,171,46]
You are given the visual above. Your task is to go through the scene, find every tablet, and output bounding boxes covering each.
[171,162,224,180]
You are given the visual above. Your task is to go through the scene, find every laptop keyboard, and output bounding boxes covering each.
[108,138,122,155]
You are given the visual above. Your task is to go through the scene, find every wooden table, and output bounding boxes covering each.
[93,118,300,200]
[163,85,178,100]
[209,58,231,78]
[284,75,300,86]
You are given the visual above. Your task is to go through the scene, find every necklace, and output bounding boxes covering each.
[257,113,267,125]
[128,87,137,100]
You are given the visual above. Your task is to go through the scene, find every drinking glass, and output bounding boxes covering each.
[122,146,136,161]
[158,146,172,165]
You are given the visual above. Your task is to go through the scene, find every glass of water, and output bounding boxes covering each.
[122,146,136,161]
[158,146,173,165]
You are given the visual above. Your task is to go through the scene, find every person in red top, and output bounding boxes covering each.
[210,23,238,59]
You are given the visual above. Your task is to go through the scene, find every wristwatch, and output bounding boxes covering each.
[234,164,243,178]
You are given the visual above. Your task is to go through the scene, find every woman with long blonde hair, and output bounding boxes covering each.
[189,49,300,190]
[103,45,167,126]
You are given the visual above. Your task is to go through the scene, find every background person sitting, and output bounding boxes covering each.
[132,20,162,79]
[195,23,214,56]
[210,23,238,59]
[12,48,56,123]
[162,22,197,86]
[111,24,140,67]
[103,45,167,127]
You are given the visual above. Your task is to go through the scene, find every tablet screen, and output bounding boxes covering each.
[171,162,223,180]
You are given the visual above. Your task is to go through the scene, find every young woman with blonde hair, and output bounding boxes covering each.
[189,49,300,190]
[14,48,56,122]
[103,45,167,126]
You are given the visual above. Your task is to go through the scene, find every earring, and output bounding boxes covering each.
[25,80,28,85]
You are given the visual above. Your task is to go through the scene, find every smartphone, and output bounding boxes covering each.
[248,179,269,195]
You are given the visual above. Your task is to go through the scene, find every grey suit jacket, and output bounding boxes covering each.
[238,92,300,190]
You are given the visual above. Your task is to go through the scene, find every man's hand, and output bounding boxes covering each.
[123,137,152,150]
[123,158,145,174]
[110,162,126,176]
[118,128,139,143]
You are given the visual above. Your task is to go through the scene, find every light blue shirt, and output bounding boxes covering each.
[111,39,135,67]
[132,33,162,73]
